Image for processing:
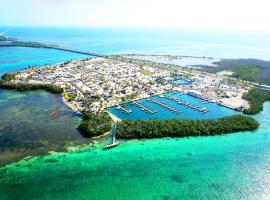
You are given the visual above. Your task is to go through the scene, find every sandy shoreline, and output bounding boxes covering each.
[62,95,122,123]
[61,95,119,140]
[62,96,80,113]
[107,111,122,122]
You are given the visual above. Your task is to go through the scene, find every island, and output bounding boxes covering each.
[1,53,269,139]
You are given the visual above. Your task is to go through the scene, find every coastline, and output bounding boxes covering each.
[62,96,80,113]
[62,96,121,125]
[92,131,111,139]
[107,111,122,122]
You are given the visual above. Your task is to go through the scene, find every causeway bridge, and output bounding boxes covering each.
[0,42,105,57]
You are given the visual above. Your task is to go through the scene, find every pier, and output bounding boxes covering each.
[217,101,243,111]
[131,101,156,114]
[116,104,132,113]
[160,95,209,113]
[147,97,181,114]
[103,123,119,150]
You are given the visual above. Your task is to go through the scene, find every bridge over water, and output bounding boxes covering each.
[0,42,105,57]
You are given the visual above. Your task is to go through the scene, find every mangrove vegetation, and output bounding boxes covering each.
[210,59,270,85]
[1,73,17,81]
[242,88,270,115]
[79,111,112,137]
[0,80,63,94]
[117,115,259,139]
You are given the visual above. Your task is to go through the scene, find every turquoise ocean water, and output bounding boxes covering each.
[0,27,270,199]
[0,103,270,200]
[0,47,89,74]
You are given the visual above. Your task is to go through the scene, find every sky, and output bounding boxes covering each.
[1,0,270,31]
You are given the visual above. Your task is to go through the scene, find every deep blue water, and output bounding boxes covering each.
[1,27,270,74]
[109,91,237,120]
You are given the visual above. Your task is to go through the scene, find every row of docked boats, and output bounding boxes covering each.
[115,91,210,115]
[116,104,132,113]
[131,100,156,114]
[147,97,181,114]
[160,94,209,114]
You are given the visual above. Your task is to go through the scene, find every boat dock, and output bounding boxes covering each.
[147,98,181,114]
[103,124,119,150]
[131,101,156,114]
[116,104,132,113]
[217,102,242,111]
[161,95,209,113]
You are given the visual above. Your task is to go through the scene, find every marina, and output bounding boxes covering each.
[146,97,181,114]
[160,94,209,113]
[131,100,156,114]
[116,104,132,113]
[108,90,238,120]
[184,91,244,112]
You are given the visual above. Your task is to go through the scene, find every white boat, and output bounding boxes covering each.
[103,142,119,150]
[208,99,216,103]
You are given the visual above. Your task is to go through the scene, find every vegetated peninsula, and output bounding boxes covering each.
[117,115,259,139]
[0,80,63,94]
[0,54,268,139]
[78,110,112,137]
[242,88,270,114]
